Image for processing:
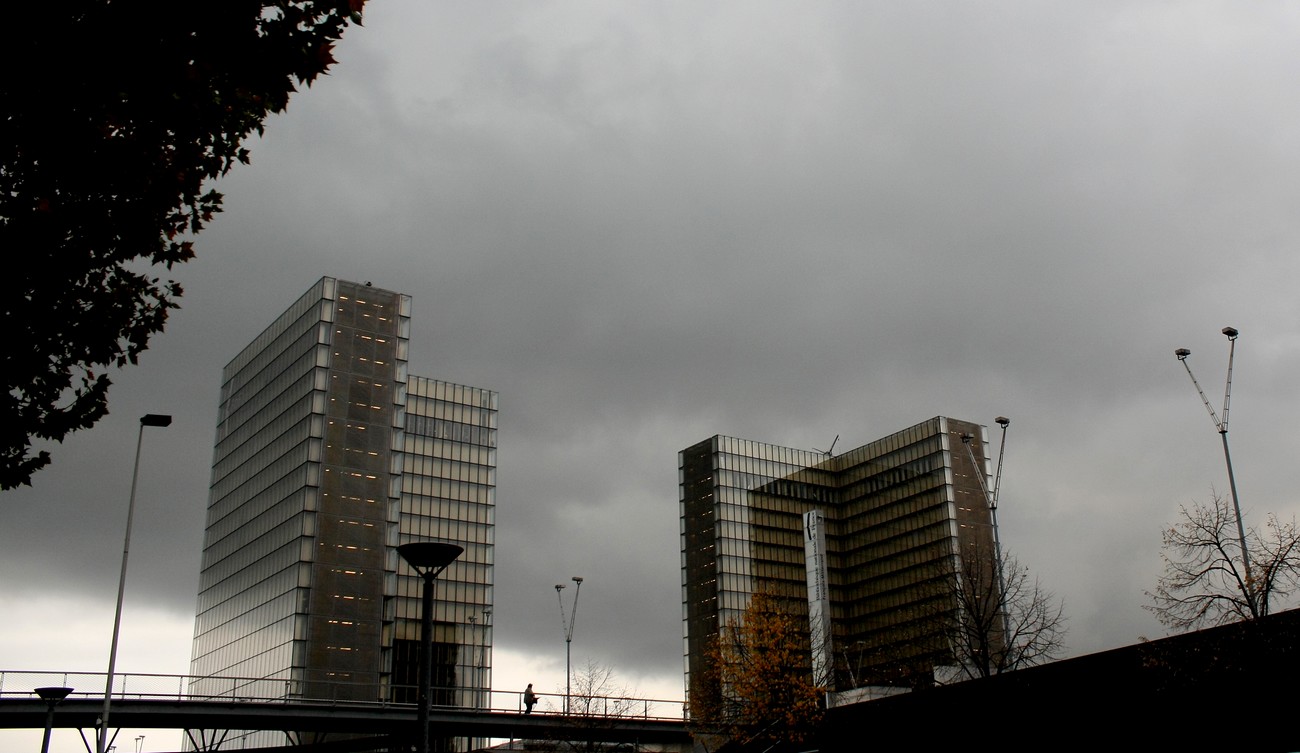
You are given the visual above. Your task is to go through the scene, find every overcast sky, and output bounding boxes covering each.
[6,2,1300,750]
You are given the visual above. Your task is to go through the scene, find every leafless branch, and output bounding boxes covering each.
[1146,492,1300,631]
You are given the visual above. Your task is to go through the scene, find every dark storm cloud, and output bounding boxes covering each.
[5,1,1300,703]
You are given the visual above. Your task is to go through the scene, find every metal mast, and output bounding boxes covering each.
[555,576,583,713]
[1175,326,1254,617]
[961,416,1012,651]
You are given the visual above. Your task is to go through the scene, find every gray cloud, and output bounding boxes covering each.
[5,1,1300,712]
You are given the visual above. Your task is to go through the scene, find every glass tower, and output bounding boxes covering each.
[680,417,997,702]
[189,278,495,748]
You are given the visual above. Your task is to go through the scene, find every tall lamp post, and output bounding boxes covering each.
[36,686,72,753]
[100,414,171,753]
[467,614,478,711]
[961,417,1012,645]
[477,610,491,711]
[1175,327,1255,617]
[398,542,464,753]
[554,576,583,714]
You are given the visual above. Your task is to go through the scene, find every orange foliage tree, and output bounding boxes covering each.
[691,589,824,750]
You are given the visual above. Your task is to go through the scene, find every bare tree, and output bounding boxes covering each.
[942,547,1067,681]
[541,659,648,752]
[564,658,644,719]
[1146,493,1300,631]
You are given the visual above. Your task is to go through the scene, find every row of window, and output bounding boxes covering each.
[215,362,319,474]
[407,395,497,429]
[408,376,498,409]
[400,475,494,504]
[840,455,945,499]
[191,635,296,685]
[392,587,492,622]
[193,589,300,667]
[225,328,328,431]
[202,508,312,586]
[845,520,955,564]
[197,548,311,629]
[206,459,317,547]
[837,435,943,483]
[714,451,825,483]
[405,414,497,447]
[222,283,328,383]
[401,493,493,524]
[196,541,304,614]
[711,437,826,467]
[398,513,493,545]
[401,454,495,485]
[402,434,496,466]
[839,486,948,525]
[211,394,318,503]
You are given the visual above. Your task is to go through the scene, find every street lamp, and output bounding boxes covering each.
[36,686,72,753]
[398,541,464,753]
[961,417,1012,645]
[555,576,583,713]
[467,614,477,711]
[1175,327,1255,617]
[480,609,491,711]
[100,414,171,753]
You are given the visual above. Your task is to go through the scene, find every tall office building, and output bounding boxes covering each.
[190,278,495,747]
[680,417,998,702]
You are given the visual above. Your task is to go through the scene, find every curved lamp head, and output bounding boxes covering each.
[1174,348,1191,360]
[397,542,463,576]
[35,687,73,703]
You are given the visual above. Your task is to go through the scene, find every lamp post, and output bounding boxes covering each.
[99,414,171,753]
[554,576,583,714]
[398,542,464,753]
[467,614,477,711]
[480,609,491,711]
[36,686,72,753]
[1175,327,1255,617]
[961,417,1013,647]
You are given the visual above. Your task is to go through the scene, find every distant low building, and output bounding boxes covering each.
[680,417,1000,705]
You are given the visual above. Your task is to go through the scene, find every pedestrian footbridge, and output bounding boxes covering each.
[0,670,690,752]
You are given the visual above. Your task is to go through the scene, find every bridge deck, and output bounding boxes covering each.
[0,698,687,744]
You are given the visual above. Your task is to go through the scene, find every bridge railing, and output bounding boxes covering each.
[0,670,686,721]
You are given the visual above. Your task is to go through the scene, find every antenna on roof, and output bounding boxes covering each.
[812,434,839,457]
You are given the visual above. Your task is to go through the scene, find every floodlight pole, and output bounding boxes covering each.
[555,576,583,713]
[479,609,491,710]
[100,414,171,753]
[1175,327,1255,618]
[962,418,1012,645]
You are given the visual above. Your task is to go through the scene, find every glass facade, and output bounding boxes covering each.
[680,437,827,706]
[189,279,494,750]
[680,417,998,702]
[394,375,497,714]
